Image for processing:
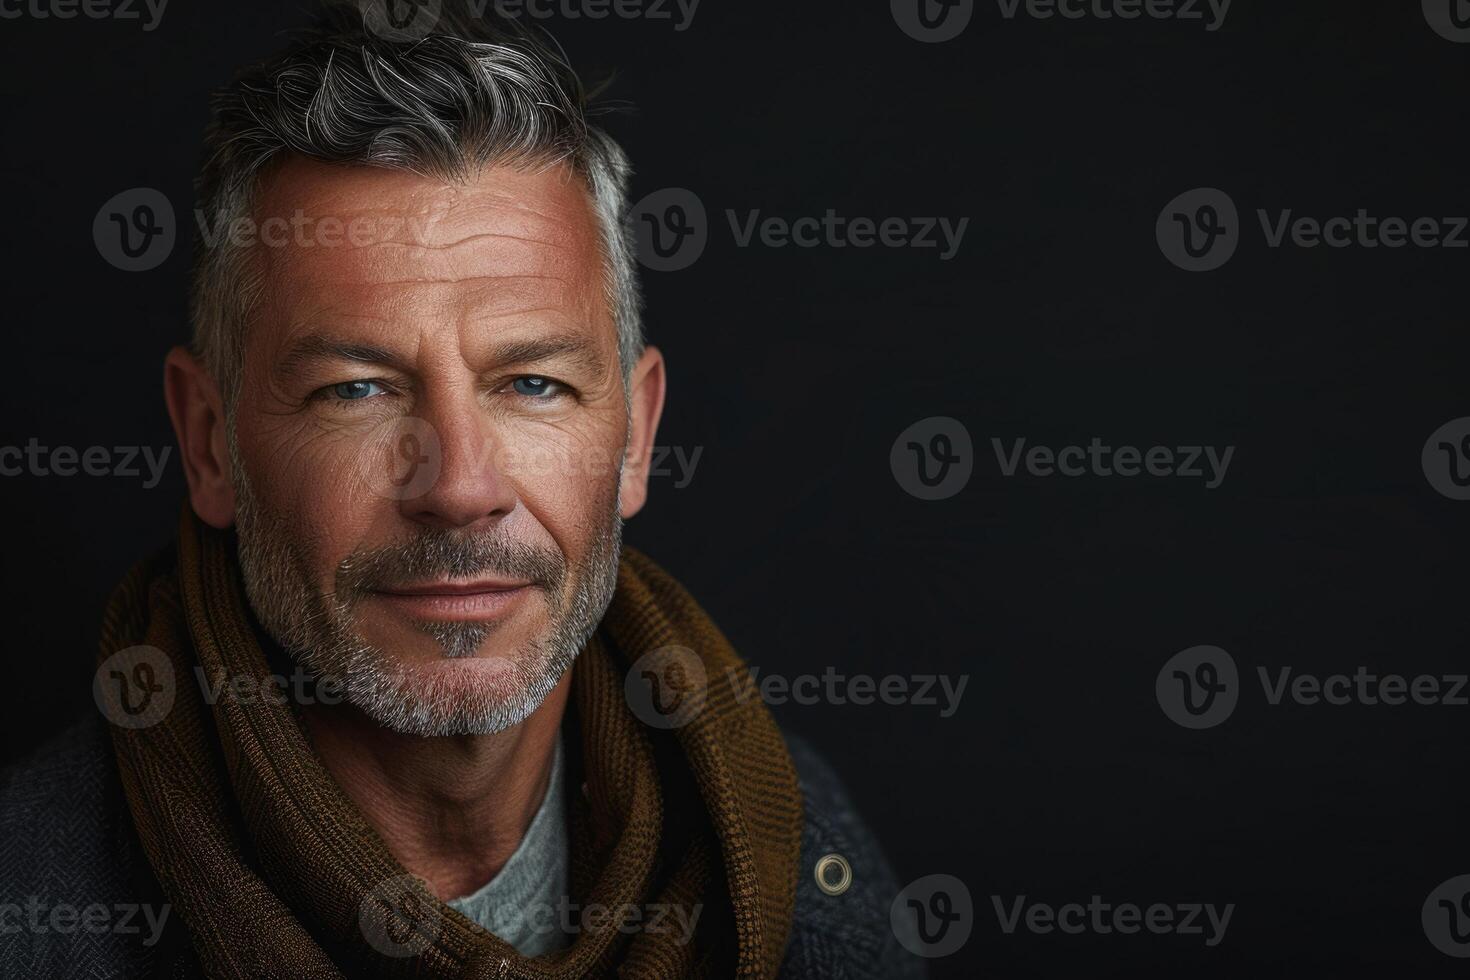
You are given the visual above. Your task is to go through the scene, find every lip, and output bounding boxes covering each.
[375,578,532,596]
[368,579,534,621]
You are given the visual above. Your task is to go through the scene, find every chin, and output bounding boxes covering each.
[337,638,573,737]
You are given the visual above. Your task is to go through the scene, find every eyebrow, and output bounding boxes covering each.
[487,334,604,375]
[277,336,412,382]
[277,331,606,378]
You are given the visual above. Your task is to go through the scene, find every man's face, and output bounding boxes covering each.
[226,158,629,735]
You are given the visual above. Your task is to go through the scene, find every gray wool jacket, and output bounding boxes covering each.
[0,717,924,979]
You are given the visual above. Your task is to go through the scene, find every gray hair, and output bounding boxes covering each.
[189,2,643,412]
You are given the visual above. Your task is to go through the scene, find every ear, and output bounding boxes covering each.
[618,345,667,519]
[163,346,236,529]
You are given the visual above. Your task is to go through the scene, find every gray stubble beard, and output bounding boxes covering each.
[228,429,623,737]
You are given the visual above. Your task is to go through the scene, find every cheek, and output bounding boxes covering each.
[238,414,390,571]
[495,419,623,549]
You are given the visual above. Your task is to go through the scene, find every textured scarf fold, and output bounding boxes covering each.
[99,508,802,979]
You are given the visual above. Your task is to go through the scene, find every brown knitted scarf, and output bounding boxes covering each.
[99,510,802,978]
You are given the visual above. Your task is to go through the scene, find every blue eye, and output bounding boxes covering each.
[331,380,383,400]
[512,376,557,397]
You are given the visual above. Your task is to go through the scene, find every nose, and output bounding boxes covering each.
[398,389,517,531]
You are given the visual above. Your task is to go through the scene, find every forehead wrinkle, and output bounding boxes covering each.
[247,162,610,378]
[427,231,572,251]
[276,181,586,247]
[282,235,586,288]
[325,272,575,287]
[283,306,395,335]
[253,164,600,277]
[318,226,577,253]
[468,306,564,321]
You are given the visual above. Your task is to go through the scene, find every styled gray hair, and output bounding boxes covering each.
[189,2,643,412]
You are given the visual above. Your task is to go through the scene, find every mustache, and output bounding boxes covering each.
[332,527,566,598]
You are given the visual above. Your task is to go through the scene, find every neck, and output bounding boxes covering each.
[301,673,571,900]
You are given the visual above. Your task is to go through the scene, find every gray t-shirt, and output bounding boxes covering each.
[446,735,571,957]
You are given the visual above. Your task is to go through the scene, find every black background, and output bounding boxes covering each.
[2,0,1468,976]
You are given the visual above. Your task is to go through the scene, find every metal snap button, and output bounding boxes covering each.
[814,853,852,896]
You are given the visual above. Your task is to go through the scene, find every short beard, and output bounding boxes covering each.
[227,428,622,737]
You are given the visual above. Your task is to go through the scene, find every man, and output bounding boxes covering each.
[0,3,918,977]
